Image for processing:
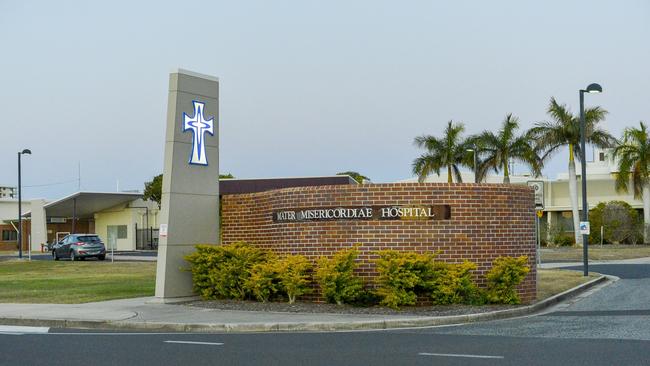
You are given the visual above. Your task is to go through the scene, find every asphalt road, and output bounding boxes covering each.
[1,264,648,366]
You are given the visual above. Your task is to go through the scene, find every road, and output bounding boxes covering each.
[1,264,649,366]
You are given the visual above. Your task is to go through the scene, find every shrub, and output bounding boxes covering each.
[485,256,530,304]
[589,201,642,244]
[245,256,280,302]
[275,254,313,304]
[349,289,381,307]
[428,261,483,305]
[184,242,268,300]
[374,250,436,309]
[315,247,364,305]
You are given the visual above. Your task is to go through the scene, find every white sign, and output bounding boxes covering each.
[159,224,168,238]
[527,181,544,208]
[579,221,590,235]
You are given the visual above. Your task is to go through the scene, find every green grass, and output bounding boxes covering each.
[537,268,599,300]
[541,245,650,262]
[0,260,156,303]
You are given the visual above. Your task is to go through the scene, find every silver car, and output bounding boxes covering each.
[52,234,106,261]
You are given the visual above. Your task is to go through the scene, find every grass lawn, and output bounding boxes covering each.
[537,268,600,300]
[0,260,156,303]
[541,244,650,262]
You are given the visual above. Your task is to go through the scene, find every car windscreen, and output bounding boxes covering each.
[77,236,101,243]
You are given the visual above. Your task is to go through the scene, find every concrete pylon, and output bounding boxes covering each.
[30,199,47,252]
[155,69,219,301]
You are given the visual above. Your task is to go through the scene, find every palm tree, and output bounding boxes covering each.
[529,98,615,245]
[613,122,650,243]
[412,120,472,183]
[471,114,542,183]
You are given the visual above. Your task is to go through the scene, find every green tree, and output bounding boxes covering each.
[529,98,615,245]
[337,171,369,184]
[471,114,542,183]
[143,173,236,208]
[613,122,650,243]
[143,174,162,207]
[412,121,472,183]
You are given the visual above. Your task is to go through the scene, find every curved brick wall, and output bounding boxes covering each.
[221,183,537,303]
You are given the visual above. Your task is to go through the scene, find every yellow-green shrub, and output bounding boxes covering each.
[485,256,530,304]
[275,254,313,304]
[374,250,436,309]
[245,255,280,302]
[184,242,268,300]
[428,261,483,305]
[315,247,363,305]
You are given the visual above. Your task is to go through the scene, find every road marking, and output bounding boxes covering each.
[0,326,49,334]
[164,340,224,346]
[419,352,504,359]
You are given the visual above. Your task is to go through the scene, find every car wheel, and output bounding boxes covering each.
[70,251,76,262]
[52,251,59,261]
[98,255,106,261]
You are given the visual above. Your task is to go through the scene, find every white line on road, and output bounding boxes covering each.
[0,326,49,334]
[419,352,504,359]
[164,340,224,346]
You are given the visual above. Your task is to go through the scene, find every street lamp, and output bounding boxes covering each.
[17,149,31,259]
[467,148,478,183]
[580,83,602,276]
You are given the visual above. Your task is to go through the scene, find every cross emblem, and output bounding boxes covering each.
[183,100,214,166]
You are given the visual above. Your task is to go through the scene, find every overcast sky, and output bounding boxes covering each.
[1,0,649,199]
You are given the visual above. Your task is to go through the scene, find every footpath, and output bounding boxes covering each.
[0,275,611,333]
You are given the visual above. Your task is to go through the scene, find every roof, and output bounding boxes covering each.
[219,175,358,195]
[23,191,143,218]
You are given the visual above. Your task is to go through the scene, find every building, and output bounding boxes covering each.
[0,175,358,253]
[0,186,17,199]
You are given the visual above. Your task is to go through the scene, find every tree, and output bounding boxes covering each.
[143,173,236,208]
[471,114,542,183]
[412,121,472,183]
[529,98,615,245]
[337,171,369,184]
[143,174,162,208]
[613,122,650,243]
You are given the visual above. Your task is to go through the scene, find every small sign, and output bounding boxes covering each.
[273,205,451,223]
[527,181,544,209]
[536,210,544,218]
[579,221,590,235]
[159,224,168,238]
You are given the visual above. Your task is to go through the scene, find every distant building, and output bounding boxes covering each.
[0,186,16,199]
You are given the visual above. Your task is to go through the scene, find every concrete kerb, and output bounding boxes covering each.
[0,275,610,333]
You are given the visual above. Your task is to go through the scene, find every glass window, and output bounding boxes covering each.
[117,225,127,239]
[2,230,17,241]
[78,235,100,242]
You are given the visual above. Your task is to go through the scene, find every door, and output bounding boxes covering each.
[107,226,118,251]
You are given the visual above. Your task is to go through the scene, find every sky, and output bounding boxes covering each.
[1,0,649,199]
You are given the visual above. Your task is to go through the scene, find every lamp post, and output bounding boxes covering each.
[467,148,478,183]
[580,83,602,276]
[17,149,32,259]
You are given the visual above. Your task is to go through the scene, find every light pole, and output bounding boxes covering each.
[467,148,478,183]
[17,149,32,259]
[580,83,602,276]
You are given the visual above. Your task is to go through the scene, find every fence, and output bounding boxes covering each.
[135,226,159,250]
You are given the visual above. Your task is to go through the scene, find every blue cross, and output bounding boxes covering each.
[183,101,214,166]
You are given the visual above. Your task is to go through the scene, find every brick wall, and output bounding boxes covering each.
[221,183,537,303]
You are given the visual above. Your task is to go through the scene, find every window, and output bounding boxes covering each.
[2,230,17,241]
[599,152,605,162]
[117,225,128,239]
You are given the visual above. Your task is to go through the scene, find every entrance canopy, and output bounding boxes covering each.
[23,191,143,219]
